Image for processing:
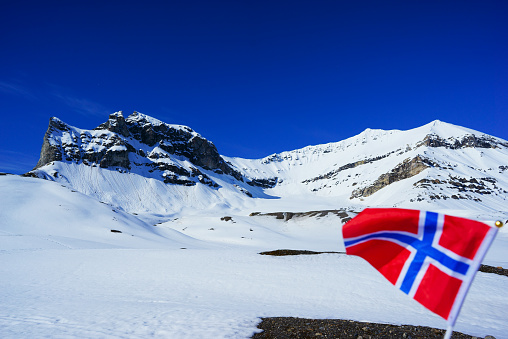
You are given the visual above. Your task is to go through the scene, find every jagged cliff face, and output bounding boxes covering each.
[95,112,242,178]
[33,111,251,188]
[36,115,133,169]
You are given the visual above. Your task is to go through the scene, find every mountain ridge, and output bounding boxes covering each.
[34,111,245,184]
[27,112,508,220]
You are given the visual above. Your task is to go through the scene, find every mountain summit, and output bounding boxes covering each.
[34,111,247,186]
[29,112,508,218]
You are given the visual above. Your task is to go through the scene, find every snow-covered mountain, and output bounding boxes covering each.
[28,111,273,215]
[28,111,508,221]
[227,120,508,217]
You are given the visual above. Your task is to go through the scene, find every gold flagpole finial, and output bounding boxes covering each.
[495,220,504,228]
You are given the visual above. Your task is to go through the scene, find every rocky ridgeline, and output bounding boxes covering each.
[32,111,274,189]
[30,114,507,207]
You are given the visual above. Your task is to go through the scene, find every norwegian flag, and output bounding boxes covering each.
[342,208,498,326]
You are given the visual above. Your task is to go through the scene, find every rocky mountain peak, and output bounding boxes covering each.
[32,112,255,189]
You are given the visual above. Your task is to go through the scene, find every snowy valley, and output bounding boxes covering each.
[1,111,507,338]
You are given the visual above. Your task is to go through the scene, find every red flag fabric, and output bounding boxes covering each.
[342,208,498,326]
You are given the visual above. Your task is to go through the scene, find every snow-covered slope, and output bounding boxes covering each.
[1,173,507,338]
[0,174,200,250]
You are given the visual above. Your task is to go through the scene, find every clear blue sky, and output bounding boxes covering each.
[1,1,507,174]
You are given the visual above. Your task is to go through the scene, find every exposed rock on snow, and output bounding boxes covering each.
[250,209,357,223]
[247,177,278,188]
[35,117,67,167]
[350,155,435,199]
[417,133,508,149]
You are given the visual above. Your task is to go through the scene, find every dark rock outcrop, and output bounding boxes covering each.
[417,133,508,149]
[34,117,66,168]
[250,209,357,223]
[247,177,278,188]
[350,156,435,199]
[410,175,506,202]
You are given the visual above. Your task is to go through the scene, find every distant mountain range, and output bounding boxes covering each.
[27,111,508,219]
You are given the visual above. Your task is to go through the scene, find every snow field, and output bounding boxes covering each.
[1,247,506,338]
[1,175,508,338]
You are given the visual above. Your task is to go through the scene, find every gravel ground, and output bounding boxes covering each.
[252,317,493,339]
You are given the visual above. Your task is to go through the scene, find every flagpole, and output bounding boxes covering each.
[443,325,453,339]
